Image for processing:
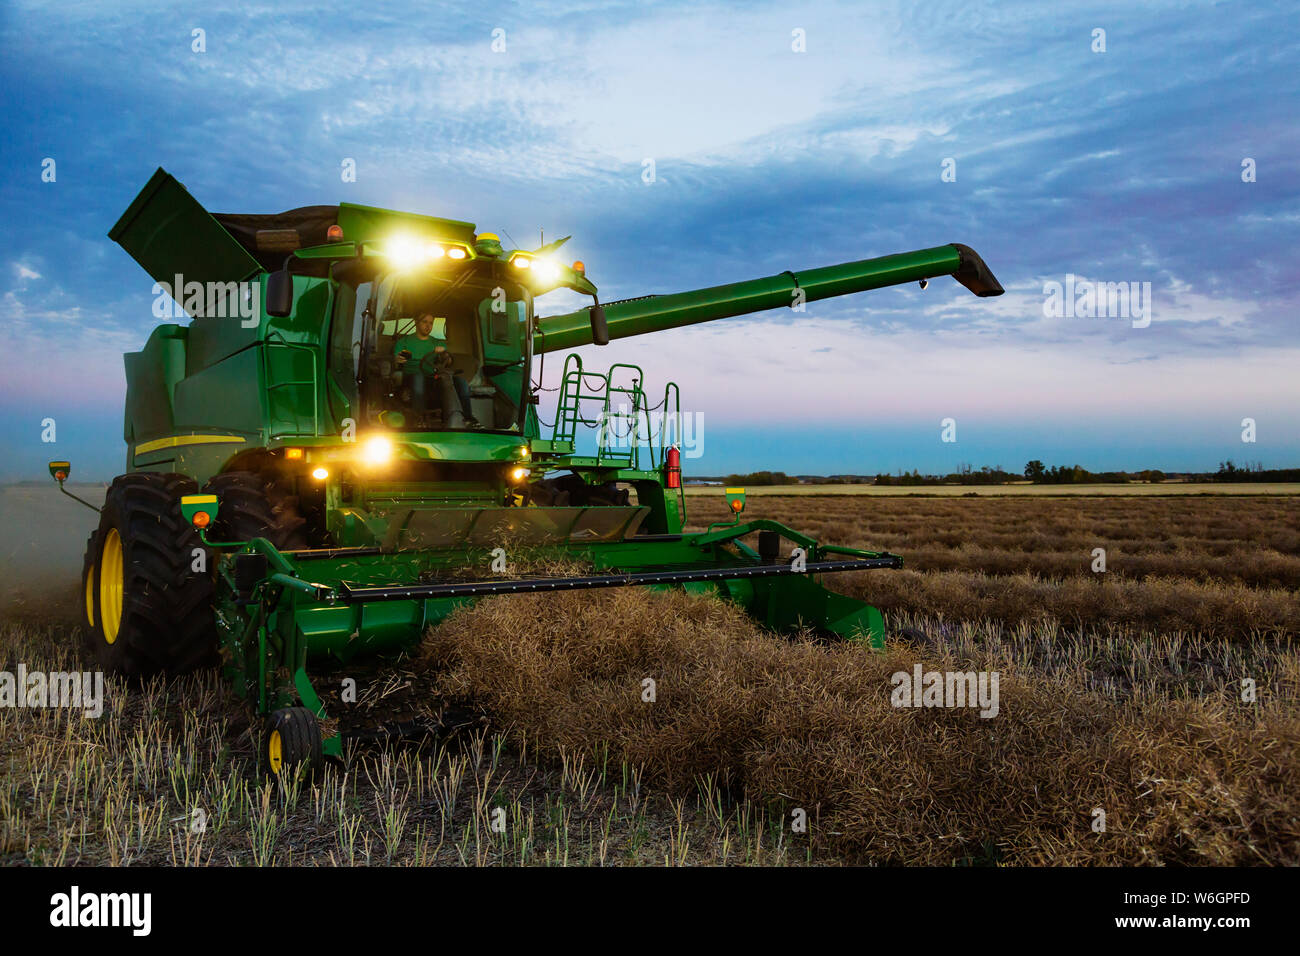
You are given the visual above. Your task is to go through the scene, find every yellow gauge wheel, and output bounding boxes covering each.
[99,528,124,645]
[264,708,322,779]
[268,730,283,775]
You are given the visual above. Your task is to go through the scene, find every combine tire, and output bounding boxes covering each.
[203,471,311,550]
[88,473,217,677]
[80,530,98,632]
[265,707,323,780]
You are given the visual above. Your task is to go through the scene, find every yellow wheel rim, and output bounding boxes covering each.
[84,560,95,628]
[268,730,283,775]
[100,528,124,645]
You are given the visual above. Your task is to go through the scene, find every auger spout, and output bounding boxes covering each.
[536,242,1002,353]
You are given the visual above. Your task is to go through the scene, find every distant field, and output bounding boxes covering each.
[686,482,1300,496]
[689,493,1300,638]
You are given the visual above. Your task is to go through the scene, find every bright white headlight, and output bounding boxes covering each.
[386,236,422,270]
[362,436,393,465]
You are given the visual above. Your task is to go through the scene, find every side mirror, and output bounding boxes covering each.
[265,269,294,318]
[48,460,101,514]
[589,300,609,346]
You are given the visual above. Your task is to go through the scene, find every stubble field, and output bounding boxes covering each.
[2,488,1297,865]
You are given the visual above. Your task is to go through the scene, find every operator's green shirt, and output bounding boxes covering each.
[393,330,446,373]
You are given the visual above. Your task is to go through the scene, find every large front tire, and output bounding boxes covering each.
[87,473,217,677]
[80,530,98,633]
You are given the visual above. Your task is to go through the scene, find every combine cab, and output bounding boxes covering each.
[60,168,1003,776]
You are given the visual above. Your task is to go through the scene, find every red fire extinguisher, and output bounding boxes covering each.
[665,445,681,489]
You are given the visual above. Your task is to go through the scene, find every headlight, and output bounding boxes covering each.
[535,258,561,282]
[362,436,393,465]
[510,467,529,482]
[386,236,422,270]
[311,467,329,480]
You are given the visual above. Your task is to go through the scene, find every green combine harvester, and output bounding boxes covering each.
[53,168,1003,776]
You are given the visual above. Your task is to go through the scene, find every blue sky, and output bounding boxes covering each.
[1,0,1297,480]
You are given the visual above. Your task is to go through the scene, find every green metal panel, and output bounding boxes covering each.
[108,167,263,293]
[537,244,970,352]
[259,276,336,438]
[171,439,258,485]
[174,348,264,433]
[186,308,260,372]
[122,324,188,450]
[336,202,477,246]
[479,298,525,365]
[397,432,530,463]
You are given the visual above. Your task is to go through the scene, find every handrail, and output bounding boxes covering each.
[552,359,686,474]
[655,380,682,470]
[598,363,646,468]
[262,331,321,439]
[659,380,684,520]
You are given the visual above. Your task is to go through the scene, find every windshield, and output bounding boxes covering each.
[329,268,530,434]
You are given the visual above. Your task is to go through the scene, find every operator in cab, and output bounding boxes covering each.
[393,313,479,429]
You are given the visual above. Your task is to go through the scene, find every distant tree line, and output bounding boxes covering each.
[1214,461,1300,482]
[703,461,1299,486]
[720,470,801,486]
[875,465,1021,486]
[1022,461,1166,484]
[874,462,1174,485]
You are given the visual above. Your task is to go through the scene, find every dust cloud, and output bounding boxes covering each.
[0,484,105,624]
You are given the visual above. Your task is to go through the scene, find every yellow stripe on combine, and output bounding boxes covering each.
[134,434,247,455]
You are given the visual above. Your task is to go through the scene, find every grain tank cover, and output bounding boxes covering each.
[212,206,340,272]
[108,167,267,290]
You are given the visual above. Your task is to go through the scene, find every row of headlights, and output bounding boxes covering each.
[508,253,565,283]
[286,437,532,482]
[386,236,470,267]
[382,235,573,284]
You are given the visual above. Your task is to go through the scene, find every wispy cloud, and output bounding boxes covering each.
[0,0,1296,477]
